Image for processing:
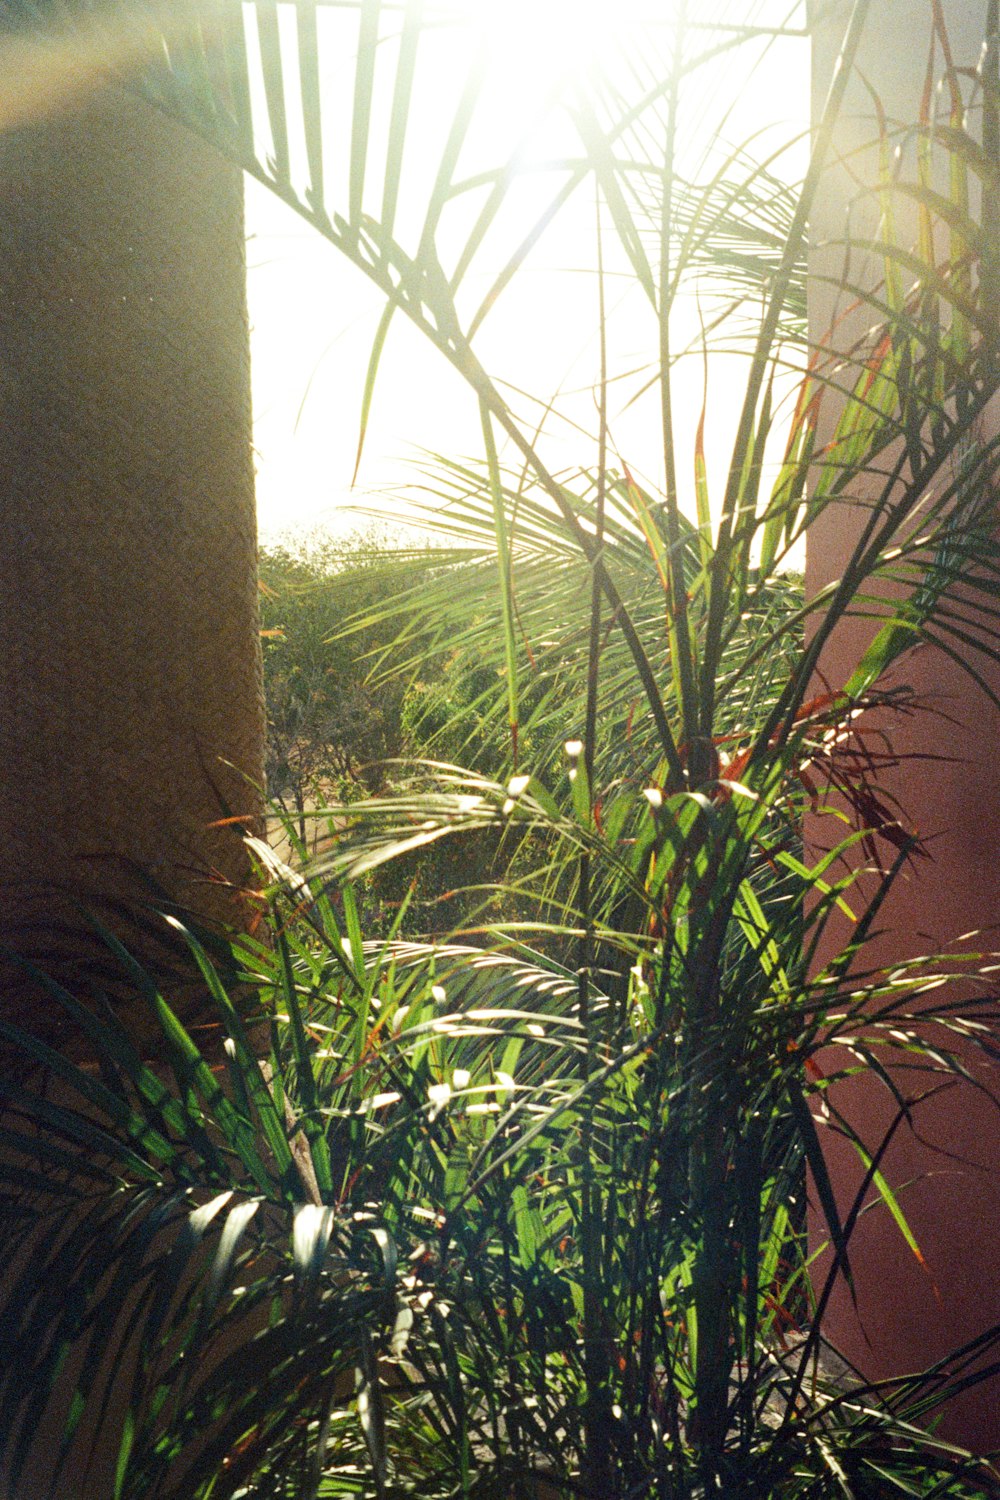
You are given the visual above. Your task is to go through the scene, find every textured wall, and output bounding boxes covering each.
[808,0,1000,1452]
[0,85,264,1016]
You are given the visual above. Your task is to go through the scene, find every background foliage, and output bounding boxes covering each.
[259,533,416,818]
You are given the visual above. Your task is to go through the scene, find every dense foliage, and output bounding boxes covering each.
[259,532,531,932]
[259,535,416,820]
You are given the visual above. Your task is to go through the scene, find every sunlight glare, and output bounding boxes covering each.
[459,0,660,90]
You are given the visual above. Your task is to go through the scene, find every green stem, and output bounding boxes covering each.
[683,822,746,1486]
[700,0,876,737]
[659,1,699,750]
[479,399,520,766]
[578,187,613,1498]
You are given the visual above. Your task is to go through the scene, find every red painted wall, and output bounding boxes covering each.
[808,0,1000,1452]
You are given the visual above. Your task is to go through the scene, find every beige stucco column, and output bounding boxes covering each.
[0,83,264,1029]
[808,0,1000,1451]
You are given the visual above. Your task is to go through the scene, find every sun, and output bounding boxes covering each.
[449,0,666,91]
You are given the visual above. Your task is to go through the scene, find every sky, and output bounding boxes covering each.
[245,1,810,549]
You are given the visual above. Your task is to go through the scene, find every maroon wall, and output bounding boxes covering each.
[808,0,1000,1451]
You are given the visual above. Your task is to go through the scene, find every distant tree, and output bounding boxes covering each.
[258,532,422,842]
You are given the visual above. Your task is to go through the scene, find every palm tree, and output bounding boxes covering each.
[2,1,1000,1493]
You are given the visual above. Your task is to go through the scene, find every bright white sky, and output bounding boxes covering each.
[246,2,809,547]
